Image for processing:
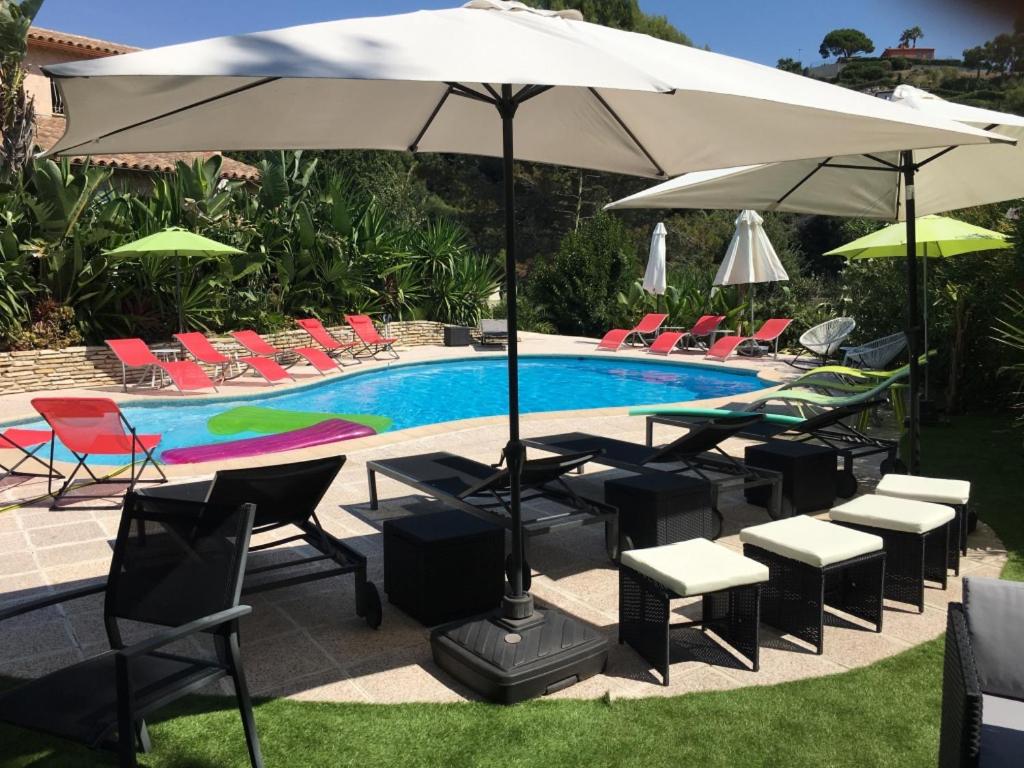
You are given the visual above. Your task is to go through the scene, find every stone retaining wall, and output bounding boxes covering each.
[0,320,446,396]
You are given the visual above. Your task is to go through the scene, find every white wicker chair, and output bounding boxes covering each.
[842,332,907,370]
[793,317,856,368]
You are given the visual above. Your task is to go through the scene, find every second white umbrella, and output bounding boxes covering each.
[714,210,788,332]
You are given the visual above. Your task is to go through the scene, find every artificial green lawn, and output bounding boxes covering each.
[2,414,1020,767]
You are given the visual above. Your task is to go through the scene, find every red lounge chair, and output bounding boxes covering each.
[0,428,62,481]
[596,313,669,351]
[296,318,360,363]
[106,338,217,393]
[345,315,399,359]
[230,330,340,375]
[31,397,166,507]
[175,332,293,385]
[647,332,686,355]
[751,318,792,358]
[681,314,726,350]
[705,335,750,361]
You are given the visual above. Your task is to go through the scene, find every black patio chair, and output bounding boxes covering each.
[143,455,382,628]
[939,577,1024,767]
[0,492,263,767]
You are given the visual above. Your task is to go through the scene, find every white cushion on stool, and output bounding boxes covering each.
[830,494,955,534]
[876,474,970,506]
[739,516,883,568]
[620,538,769,598]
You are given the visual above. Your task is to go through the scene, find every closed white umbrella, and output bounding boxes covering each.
[643,222,668,302]
[41,2,1009,693]
[714,210,788,332]
[606,85,1023,473]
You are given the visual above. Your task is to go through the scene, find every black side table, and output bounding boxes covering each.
[744,440,837,515]
[604,472,718,555]
[383,509,504,626]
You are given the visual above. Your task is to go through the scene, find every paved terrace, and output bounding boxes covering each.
[0,334,1006,702]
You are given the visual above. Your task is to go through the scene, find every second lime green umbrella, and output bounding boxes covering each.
[825,214,1011,394]
[105,227,243,333]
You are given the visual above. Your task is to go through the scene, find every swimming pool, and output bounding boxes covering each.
[17,355,765,465]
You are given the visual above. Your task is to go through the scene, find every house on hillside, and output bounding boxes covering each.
[23,26,259,187]
[881,47,935,61]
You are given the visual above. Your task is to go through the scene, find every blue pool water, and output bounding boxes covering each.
[18,356,764,465]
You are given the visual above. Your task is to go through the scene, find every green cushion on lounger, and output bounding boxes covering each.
[628,405,805,426]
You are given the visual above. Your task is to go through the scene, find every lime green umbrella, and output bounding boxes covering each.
[105,227,243,332]
[825,214,1011,395]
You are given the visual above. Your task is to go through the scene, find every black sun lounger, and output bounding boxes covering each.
[142,456,382,628]
[366,450,618,577]
[523,415,784,530]
[643,400,901,498]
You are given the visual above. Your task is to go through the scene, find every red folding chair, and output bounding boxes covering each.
[596,313,669,351]
[0,428,62,482]
[344,315,399,360]
[106,338,217,393]
[751,318,792,358]
[647,332,686,355]
[31,398,167,507]
[705,335,750,361]
[295,318,360,364]
[175,332,293,385]
[231,330,340,375]
[681,315,726,350]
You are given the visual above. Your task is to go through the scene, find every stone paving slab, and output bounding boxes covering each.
[0,337,1005,702]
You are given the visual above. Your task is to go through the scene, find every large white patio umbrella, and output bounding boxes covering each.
[607,85,1023,473]
[643,222,668,306]
[714,210,789,331]
[41,1,1007,693]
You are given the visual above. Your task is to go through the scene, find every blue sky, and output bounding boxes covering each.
[34,0,1012,66]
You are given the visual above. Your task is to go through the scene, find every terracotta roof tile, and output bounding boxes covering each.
[33,115,260,181]
[28,26,140,56]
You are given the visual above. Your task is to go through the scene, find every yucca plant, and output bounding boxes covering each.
[992,289,1024,421]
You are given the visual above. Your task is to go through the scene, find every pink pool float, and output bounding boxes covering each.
[161,418,375,464]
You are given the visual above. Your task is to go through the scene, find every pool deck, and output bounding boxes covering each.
[0,333,1006,703]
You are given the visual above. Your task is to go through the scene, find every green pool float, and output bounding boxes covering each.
[208,406,392,436]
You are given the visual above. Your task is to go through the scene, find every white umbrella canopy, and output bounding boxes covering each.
[37,0,1012,647]
[44,8,1005,175]
[643,222,667,296]
[714,210,788,332]
[606,85,1024,218]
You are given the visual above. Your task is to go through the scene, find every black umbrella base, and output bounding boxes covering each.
[431,607,608,704]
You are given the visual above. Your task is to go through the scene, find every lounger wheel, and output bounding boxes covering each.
[359,582,382,629]
[879,457,908,476]
[605,522,620,561]
[710,508,724,540]
[836,471,858,499]
[505,553,531,593]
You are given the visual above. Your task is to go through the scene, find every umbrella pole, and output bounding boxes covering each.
[902,153,921,473]
[750,284,754,335]
[175,254,184,334]
[923,247,929,399]
[499,84,532,620]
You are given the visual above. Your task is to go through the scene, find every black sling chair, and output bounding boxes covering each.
[0,493,263,767]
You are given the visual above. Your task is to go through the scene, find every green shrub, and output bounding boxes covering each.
[9,299,82,350]
[527,213,639,336]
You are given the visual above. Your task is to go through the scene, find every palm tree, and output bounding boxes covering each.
[899,26,924,49]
